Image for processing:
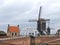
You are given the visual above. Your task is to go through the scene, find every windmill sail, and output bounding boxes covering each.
[37,6,46,35]
[37,6,44,35]
[28,6,50,35]
[38,6,42,20]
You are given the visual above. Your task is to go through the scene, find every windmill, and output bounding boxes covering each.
[28,6,50,35]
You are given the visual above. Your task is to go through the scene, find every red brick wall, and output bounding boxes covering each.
[35,36,59,44]
[0,37,30,45]
[0,36,60,45]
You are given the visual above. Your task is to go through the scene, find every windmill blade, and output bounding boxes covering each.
[51,20,60,21]
[50,28,55,30]
[28,19,37,22]
[45,19,50,21]
[38,6,42,20]
[39,19,50,21]
[28,19,50,22]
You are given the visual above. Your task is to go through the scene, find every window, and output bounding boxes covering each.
[32,33,34,35]
[29,33,31,35]
[12,33,14,36]
[15,33,17,36]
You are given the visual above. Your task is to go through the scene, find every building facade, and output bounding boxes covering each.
[7,24,20,37]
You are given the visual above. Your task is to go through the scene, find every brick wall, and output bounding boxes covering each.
[0,36,30,45]
[35,36,60,44]
[0,36,60,45]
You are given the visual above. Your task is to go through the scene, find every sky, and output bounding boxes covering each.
[0,0,60,34]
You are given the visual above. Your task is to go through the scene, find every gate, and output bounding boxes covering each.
[30,35,35,45]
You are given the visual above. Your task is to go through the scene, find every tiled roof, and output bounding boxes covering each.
[8,26,20,32]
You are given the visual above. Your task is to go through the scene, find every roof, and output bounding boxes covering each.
[0,31,6,34]
[0,31,7,36]
[8,26,20,32]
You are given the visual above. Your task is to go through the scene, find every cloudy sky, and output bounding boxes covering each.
[0,0,60,34]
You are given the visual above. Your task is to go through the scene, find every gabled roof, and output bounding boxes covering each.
[8,26,20,32]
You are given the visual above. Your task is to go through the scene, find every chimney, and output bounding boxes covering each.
[7,24,10,32]
[8,24,9,27]
[17,25,19,27]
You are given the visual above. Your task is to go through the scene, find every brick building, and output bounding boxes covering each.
[7,24,20,37]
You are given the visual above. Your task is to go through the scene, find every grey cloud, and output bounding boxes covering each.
[0,1,34,24]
